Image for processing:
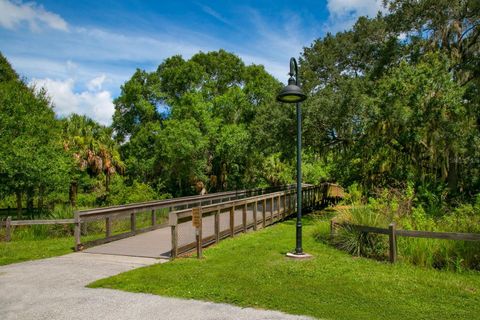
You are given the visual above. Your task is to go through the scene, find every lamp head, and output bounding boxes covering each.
[276,76,307,104]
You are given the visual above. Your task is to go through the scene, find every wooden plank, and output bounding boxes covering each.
[396,229,480,241]
[338,223,390,235]
[82,223,170,249]
[9,219,75,226]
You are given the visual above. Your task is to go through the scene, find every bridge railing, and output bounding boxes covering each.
[169,184,336,258]
[74,184,297,250]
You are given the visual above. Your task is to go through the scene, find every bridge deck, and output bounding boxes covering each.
[84,201,275,258]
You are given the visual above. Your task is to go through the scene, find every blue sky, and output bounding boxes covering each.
[0,0,384,124]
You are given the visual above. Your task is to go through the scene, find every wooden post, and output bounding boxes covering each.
[242,204,247,233]
[253,201,258,231]
[169,212,178,259]
[230,206,235,237]
[5,216,11,242]
[106,216,112,238]
[283,194,287,219]
[277,195,281,220]
[215,210,220,243]
[196,209,203,259]
[74,212,81,251]
[270,197,274,223]
[262,199,266,228]
[389,222,397,263]
[151,209,156,226]
[130,212,136,232]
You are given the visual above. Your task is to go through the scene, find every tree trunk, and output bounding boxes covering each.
[447,152,458,193]
[69,181,78,208]
[26,188,34,211]
[38,185,45,210]
[16,191,22,219]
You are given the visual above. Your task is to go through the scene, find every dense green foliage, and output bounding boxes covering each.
[90,215,480,320]
[0,1,479,272]
[112,50,295,196]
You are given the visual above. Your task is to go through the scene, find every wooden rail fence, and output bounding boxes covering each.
[1,185,296,245]
[169,184,336,258]
[330,220,480,263]
[72,184,299,251]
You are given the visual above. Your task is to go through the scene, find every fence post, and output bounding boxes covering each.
[389,222,397,263]
[262,199,266,228]
[196,209,203,259]
[106,216,111,238]
[270,197,274,223]
[230,206,235,237]
[130,212,136,233]
[253,201,258,231]
[5,216,11,242]
[283,194,287,219]
[277,195,281,219]
[151,209,156,226]
[215,210,220,243]
[169,212,178,259]
[74,212,81,251]
[242,204,247,233]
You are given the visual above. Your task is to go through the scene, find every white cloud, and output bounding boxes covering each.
[326,0,386,32]
[31,77,115,125]
[0,0,68,31]
[87,74,106,91]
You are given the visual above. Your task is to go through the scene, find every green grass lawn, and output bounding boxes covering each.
[0,237,75,265]
[90,215,480,320]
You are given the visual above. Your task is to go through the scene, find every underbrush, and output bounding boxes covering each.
[314,184,480,272]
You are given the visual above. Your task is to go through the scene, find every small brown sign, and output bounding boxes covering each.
[192,207,202,228]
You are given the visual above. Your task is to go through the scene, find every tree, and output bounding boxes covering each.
[0,52,69,216]
[62,114,124,207]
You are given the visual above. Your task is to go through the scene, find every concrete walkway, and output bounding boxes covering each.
[0,253,313,320]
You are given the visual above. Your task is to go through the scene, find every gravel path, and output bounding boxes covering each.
[0,253,313,320]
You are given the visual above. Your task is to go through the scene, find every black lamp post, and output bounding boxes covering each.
[276,57,310,258]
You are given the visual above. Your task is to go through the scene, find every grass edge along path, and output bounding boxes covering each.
[89,215,480,320]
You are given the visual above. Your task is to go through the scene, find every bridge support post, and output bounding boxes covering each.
[230,207,235,237]
[242,204,247,233]
[169,211,178,259]
[253,202,258,231]
[130,212,136,233]
[215,210,220,243]
[106,217,111,238]
[262,199,266,228]
[74,212,81,251]
[151,209,156,226]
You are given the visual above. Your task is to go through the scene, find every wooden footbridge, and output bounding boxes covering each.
[74,183,343,259]
[1,184,344,259]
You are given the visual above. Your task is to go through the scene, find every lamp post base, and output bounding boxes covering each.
[286,252,313,259]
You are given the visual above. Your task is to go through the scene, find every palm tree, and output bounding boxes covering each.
[62,115,124,207]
